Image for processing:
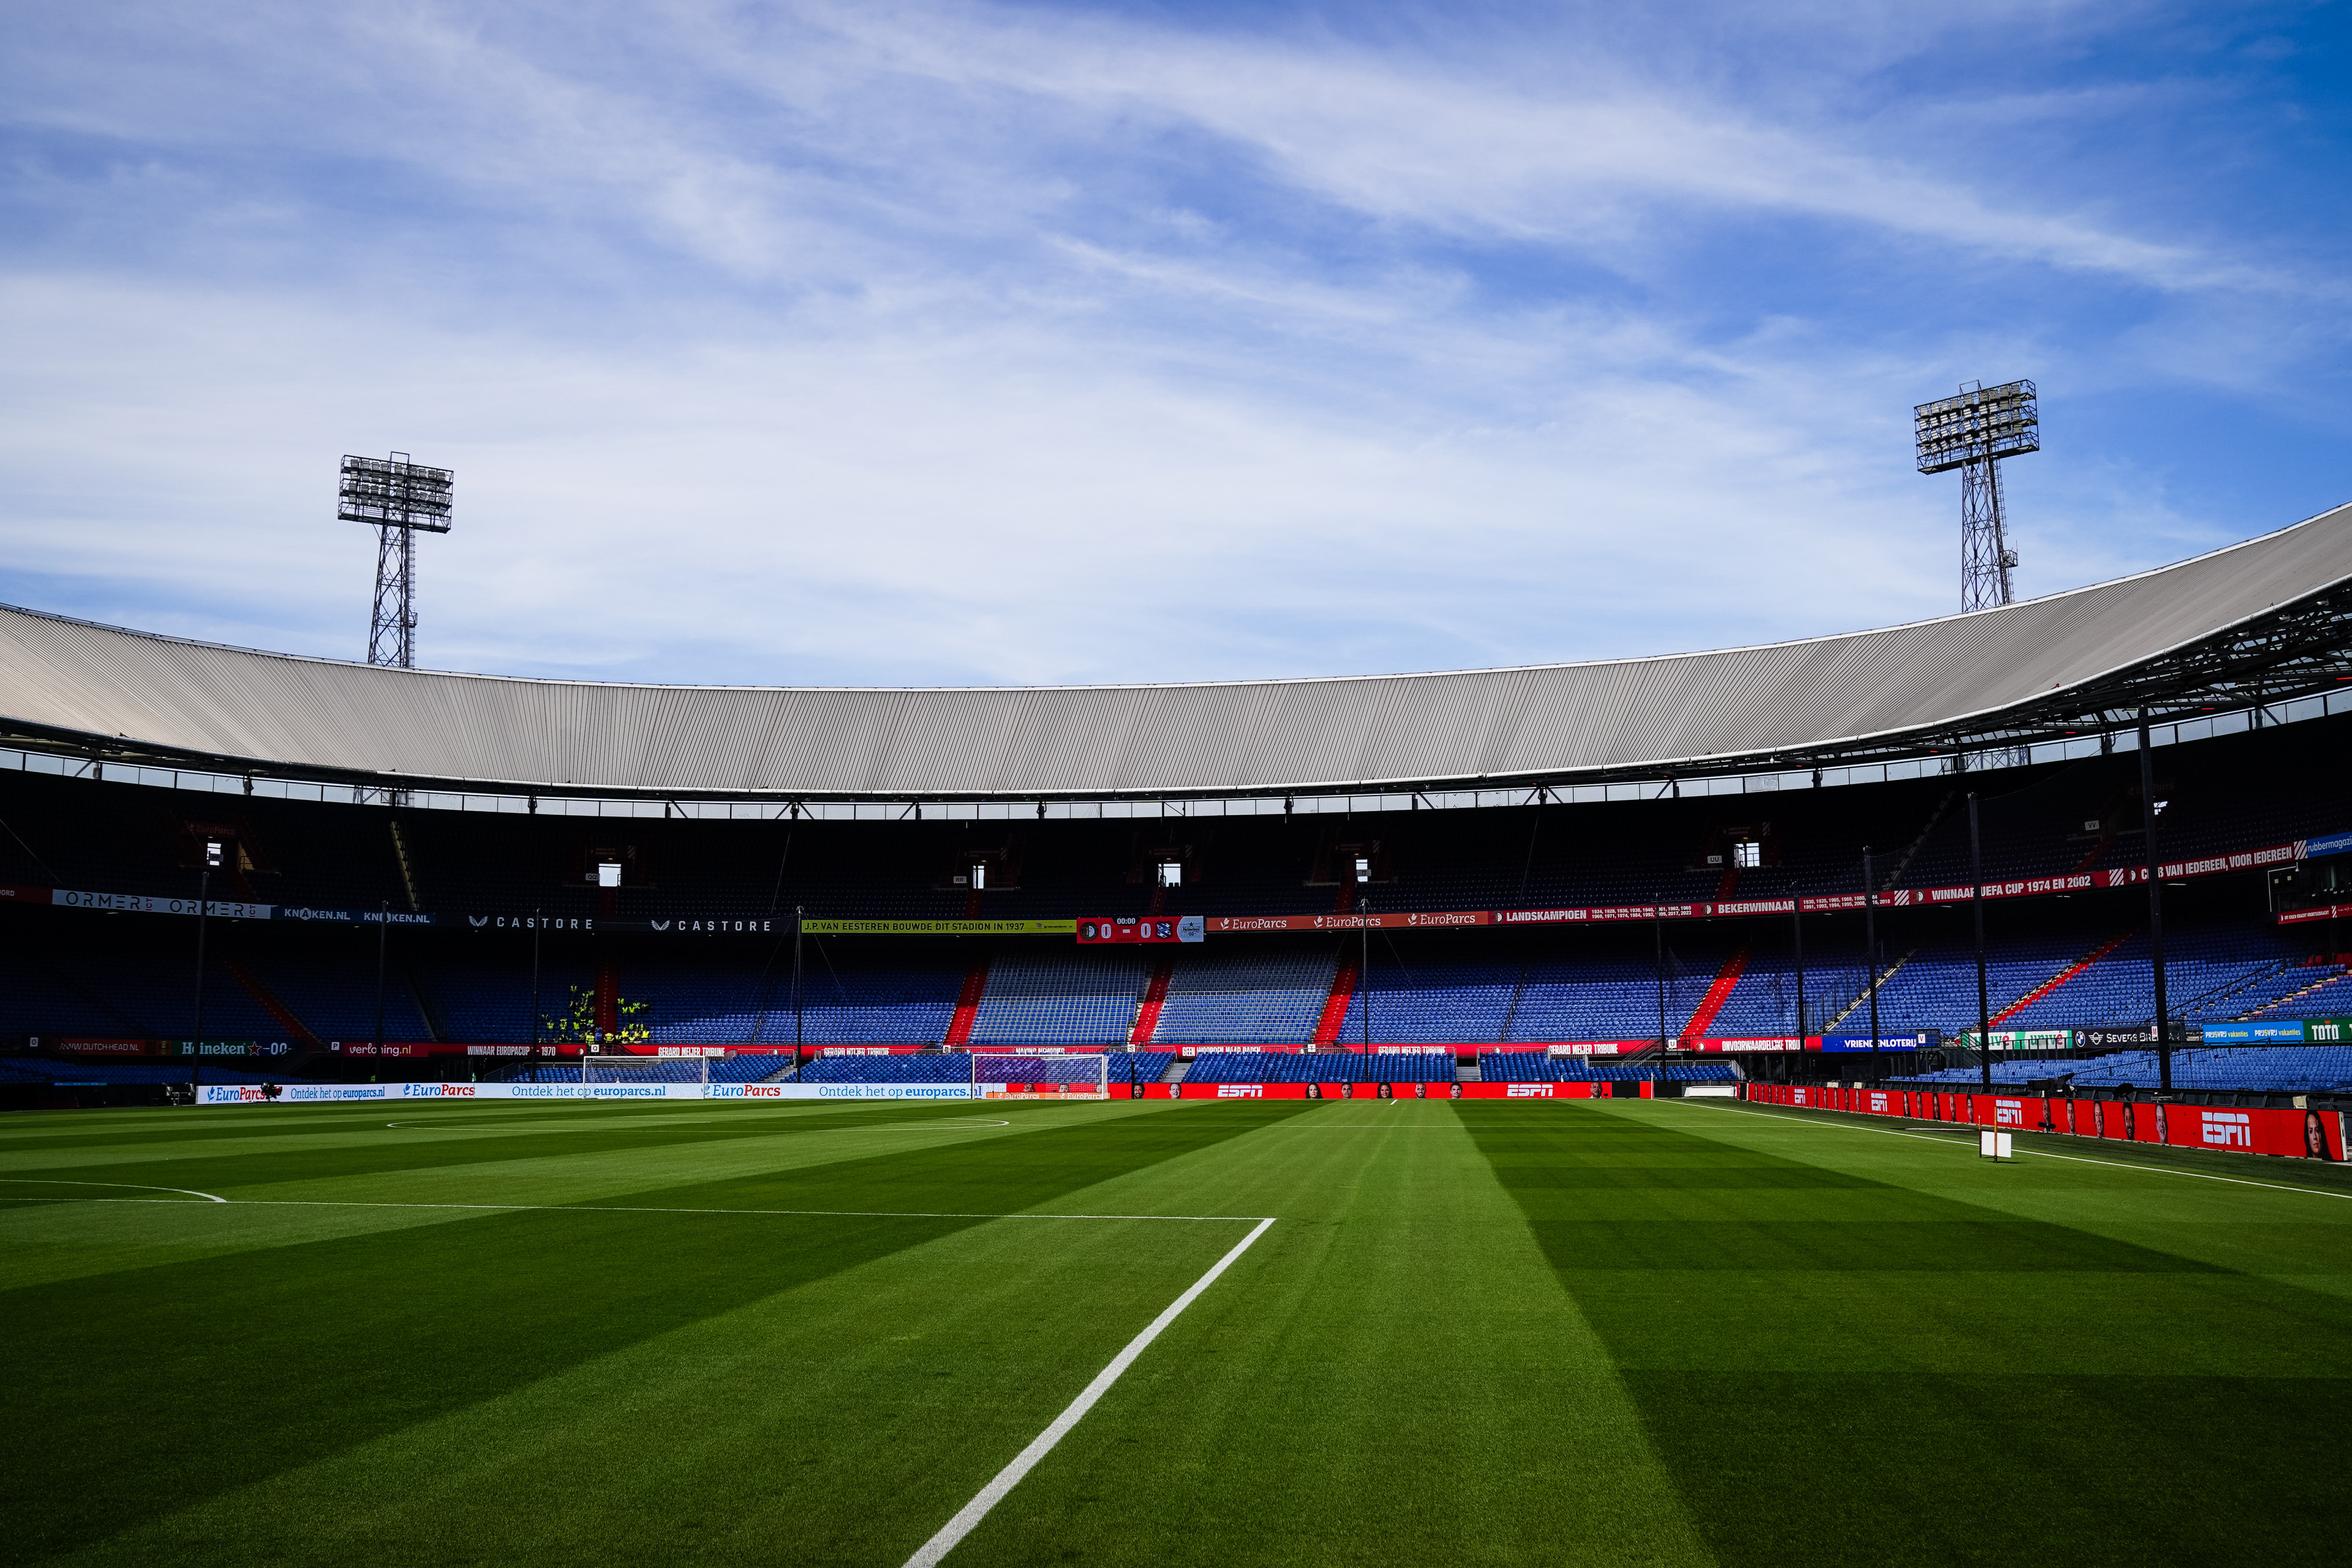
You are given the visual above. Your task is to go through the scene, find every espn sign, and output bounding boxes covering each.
[1506,1083,1557,1098]
[2202,1110,2253,1149]
[1216,1084,1264,1098]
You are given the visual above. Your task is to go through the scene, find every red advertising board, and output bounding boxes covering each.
[1208,911,1492,932]
[1740,1083,2348,1161]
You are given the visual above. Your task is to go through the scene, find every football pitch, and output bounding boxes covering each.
[6,1096,2350,1567]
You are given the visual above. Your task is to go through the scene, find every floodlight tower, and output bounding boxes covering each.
[1914,380,2038,612]
[340,452,454,667]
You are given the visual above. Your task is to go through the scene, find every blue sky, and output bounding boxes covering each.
[2,1,2346,686]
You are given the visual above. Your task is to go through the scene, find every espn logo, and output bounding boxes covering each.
[2202,1110,2252,1148]
[1996,1100,2024,1125]
[1506,1084,1555,1098]
[1869,1093,1890,1112]
[1216,1084,1264,1099]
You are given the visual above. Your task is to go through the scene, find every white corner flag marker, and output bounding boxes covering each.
[902,1216,1276,1568]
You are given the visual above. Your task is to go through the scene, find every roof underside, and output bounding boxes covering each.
[6,505,2351,800]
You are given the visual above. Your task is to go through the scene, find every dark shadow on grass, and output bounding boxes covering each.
[1,1101,1309,1564]
[1465,1103,2352,1567]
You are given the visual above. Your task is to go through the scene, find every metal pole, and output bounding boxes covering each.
[1654,900,1668,1054]
[374,899,390,1056]
[1792,897,1806,1050]
[191,865,209,1098]
[793,906,805,1065]
[1863,848,1880,1078]
[1969,794,1992,1092]
[1360,917,1371,1054]
[2139,713,2174,1092]
[530,909,542,1047]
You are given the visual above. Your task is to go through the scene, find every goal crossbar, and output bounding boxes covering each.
[971,1052,1112,1101]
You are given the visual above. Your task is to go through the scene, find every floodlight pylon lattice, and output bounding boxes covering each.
[340,452,453,668]
[1915,380,2037,613]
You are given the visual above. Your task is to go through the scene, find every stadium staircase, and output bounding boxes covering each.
[1129,960,1172,1047]
[1879,790,1959,891]
[1311,955,1358,1046]
[1159,1057,1189,1084]
[1679,946,1749,1041]
[388,820,423,911]
[1821,948,1920,1033]
[942,957,991,1047]
[2244,966,2352,1019]
[2176,957,2294,1020]
[222,960,324,1049]
[1989,932,2135,1027]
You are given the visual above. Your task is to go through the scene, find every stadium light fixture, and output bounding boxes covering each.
[1915,380,2037,612]
[340,451,453,668]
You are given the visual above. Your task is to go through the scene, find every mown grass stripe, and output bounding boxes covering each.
[902,1216,1276,1568]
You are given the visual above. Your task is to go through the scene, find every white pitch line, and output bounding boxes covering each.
[903,1215,1276,1568]
[0,1194,1260,1221]
[1672,1099,2352,1201]
[0,1177,227,1202]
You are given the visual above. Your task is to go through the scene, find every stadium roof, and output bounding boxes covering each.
[5,504,2351,802]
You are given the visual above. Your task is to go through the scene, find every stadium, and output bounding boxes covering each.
[6,496,2352,1563]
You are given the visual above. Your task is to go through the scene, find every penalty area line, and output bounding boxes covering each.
[0,1178,227,1202]
[0,1193,1261,1222]
[903,1215,1276,1568]
[1670,1099,2352,1201]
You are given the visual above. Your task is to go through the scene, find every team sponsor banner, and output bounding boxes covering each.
[1820,1032,1937,1052]
[467,914,600,931]
[282,907,435,926]
[1208,911,1492,932]
[1955,1028,2072,1052]
[598,917,783,935]
[56,889,273,919]
[2304,1018,2352,1042]
[2190,1022,2305,1044]
[1076,916,1205,944]
[799,919,1077,936]
[2304,829,2352,859]
[2279,903,2352,925]
[50,1039,158,1055]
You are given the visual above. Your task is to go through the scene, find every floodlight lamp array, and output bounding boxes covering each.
[339,453,454,533]
[1914,380,2038,475]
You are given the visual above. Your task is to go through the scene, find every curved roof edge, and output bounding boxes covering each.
[3,502,2350,800]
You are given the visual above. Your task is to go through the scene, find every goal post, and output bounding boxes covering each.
[581,1052,710,1088]
[971,1053,1112,1101]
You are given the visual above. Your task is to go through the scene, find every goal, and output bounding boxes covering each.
[581,1052,710,1088]
[971,1052,1112,1101]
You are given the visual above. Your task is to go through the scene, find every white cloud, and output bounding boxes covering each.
[0,0,2341,695]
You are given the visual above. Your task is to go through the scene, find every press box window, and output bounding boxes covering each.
[1732,840,1762,870]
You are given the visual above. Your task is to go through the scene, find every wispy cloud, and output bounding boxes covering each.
[0,0,2345,688]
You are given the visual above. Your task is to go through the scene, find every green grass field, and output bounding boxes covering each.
[6,1095,2351,1567]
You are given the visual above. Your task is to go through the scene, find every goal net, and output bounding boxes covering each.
[971,1053,1112,1101]
[581,1053,710,1086]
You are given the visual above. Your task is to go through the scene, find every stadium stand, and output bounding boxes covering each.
[1183,1050,1455,1084]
